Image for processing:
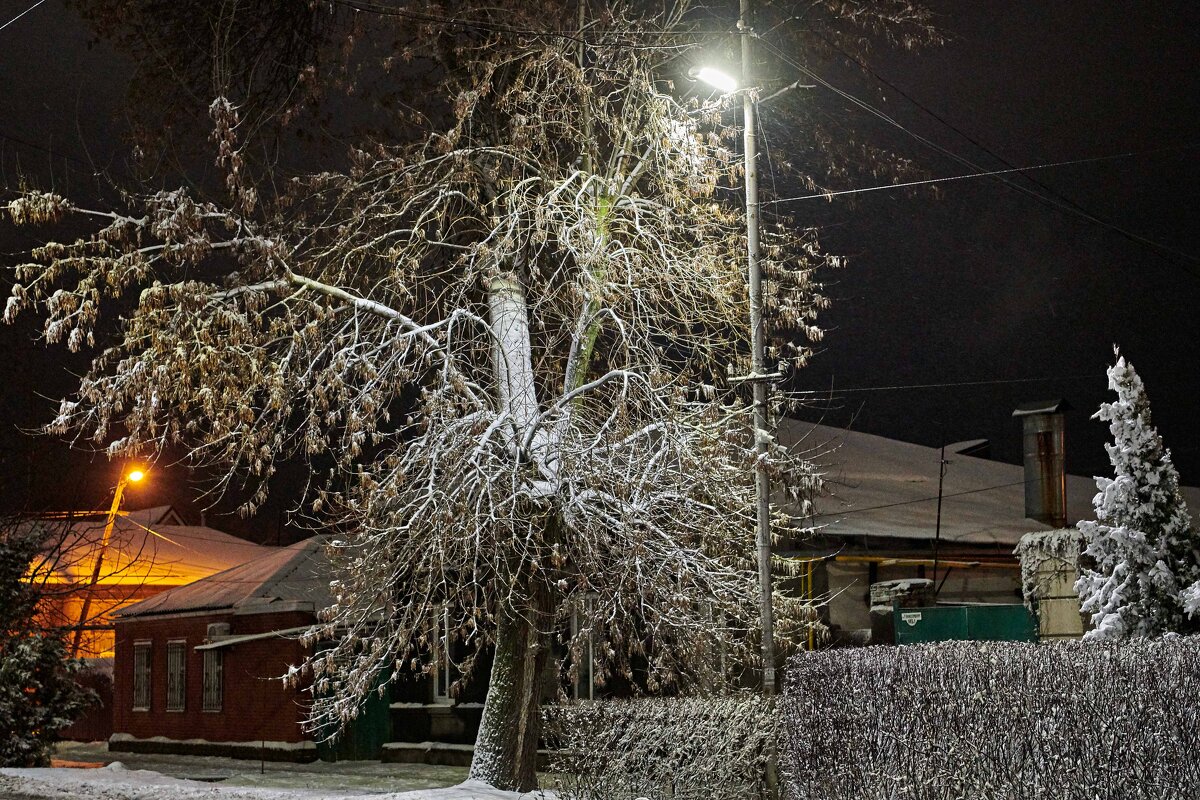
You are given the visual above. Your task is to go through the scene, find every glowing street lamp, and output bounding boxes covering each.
[70,466,146,658]
[691,65,738,94]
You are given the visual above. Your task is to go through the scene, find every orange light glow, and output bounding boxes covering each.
[127,469,145,483]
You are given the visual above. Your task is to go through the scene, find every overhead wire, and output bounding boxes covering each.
[804,30,1200,270]
[787,372,1099,396]
[0,0,47,34]
[763,150,1196,205]
[810,479,1028,520]
[755,35,1200,272]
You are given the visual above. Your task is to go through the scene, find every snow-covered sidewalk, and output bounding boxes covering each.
[0,763,548,800]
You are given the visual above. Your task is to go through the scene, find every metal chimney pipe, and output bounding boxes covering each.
[1012,400,1071,528]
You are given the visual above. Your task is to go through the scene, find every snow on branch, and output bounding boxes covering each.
[6,0,835,747]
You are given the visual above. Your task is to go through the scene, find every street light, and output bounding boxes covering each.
[70,466,145,658]
[692,0,777,696]
[691,66,738,94]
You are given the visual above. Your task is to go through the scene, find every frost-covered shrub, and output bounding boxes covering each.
[544,694,777,800]
[782,638,1200,800]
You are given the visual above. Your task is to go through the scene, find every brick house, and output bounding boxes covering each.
[21,505,269,741]
[109,537,331,761]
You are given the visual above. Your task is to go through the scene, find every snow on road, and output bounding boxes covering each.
[0,764,545,800]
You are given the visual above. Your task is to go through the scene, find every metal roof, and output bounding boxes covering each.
[113,537,333,619]
[26,513,269,587]
[780,420,1200,547]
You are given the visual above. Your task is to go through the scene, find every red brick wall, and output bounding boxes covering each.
[112,610,314,743]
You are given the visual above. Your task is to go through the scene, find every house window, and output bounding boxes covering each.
[202,649,223,712]
[132,641,151,711]
[431,606,459,704]
[166,641,186,711]
[570,595,598,702]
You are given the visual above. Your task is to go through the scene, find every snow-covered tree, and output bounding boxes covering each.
[1075,349,1200,640]
[6,1,938,790]
[0,527,94,767]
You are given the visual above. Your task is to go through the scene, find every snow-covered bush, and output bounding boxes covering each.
[782,638,1200,800]
[1075,350,1200,639]
[0,529,94,767]
[543,694,777,800]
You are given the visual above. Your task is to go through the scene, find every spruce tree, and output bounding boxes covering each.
[1075,349,1200,640]
[0,527,93,767]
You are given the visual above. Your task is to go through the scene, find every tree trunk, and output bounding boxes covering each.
[470,272,552,790]
[468,583,551,791]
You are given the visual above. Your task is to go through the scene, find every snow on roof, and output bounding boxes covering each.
[781,420,1200,547]
[114,537,333,619]
[27,512,269,587]
[1012,399,1072,417]
[123,505,185,526]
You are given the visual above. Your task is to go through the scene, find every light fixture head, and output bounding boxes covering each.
[126,469,145,483]
[690,65,738,94]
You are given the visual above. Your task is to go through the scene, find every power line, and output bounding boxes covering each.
[788,373,1099,396]
[811,479,1028,519]
[0,130,94,168]
[756,37,1200,272]
[805,30,1200,270]
[765,151,1183,205]
[0,0,46,34]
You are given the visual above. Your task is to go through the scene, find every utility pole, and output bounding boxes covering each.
[70,467,142,658]
[932,443,947,596]
[740,0,775,696]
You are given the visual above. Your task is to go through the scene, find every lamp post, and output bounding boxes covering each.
[692,0,776,695]
[70,467,144,658]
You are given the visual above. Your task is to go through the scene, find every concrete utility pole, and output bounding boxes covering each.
[740,0,776,696]
[70,467,143,658]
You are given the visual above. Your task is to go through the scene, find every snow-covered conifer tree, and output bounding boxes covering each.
[1075,349,1200,640]
[0,528,94,767]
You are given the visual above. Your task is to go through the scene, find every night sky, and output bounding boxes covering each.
[2,1,1198,533]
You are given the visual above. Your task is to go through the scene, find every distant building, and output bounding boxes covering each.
[776,418,1200,644]
[28,505,269,658]
[10,505,270,742]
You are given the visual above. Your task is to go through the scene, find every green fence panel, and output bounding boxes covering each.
[966,604,1037,642]
[894,603,1036,645]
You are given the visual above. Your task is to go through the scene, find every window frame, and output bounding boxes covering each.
[132,640,152,711]
[570,594,598,703]
[202,648,223,712]
[431,605,457,705]
[165,639,187,712]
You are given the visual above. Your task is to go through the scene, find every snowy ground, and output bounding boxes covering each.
[0,743,550,800]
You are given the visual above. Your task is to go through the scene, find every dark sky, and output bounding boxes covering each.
[2,1,1198,530]
[777,0,1200,482]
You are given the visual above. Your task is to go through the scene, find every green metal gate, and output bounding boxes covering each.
[315,663,393,761]
[894,603,1037,645]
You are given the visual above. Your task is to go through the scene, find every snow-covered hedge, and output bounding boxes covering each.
[543,694,777,800]
[782,638,1200,800]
